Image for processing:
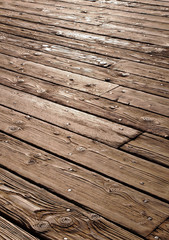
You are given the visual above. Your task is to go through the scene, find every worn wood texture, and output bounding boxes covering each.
[0,85,140,147]
[0,133,169,237]
[121,133,169,167]
[102,87,169,117]
[146,218,169,240]
[1,68,169,138]
[0,168,144,240]
[0,0,169,238]
[0,126,169,201]
[0,39,169,98]
[0,217,38,240]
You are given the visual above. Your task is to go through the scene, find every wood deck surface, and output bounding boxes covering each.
[0,0,169,239]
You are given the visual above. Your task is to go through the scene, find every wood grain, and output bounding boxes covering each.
[0,85,140,147]
[121,133,169,167]
[103,87,169,117]
[1,67,169,138]
[0,123,169,200]
[146,218,169,240]
[0,217,38,240]
[0,133,169,237]
[0,168,144,240]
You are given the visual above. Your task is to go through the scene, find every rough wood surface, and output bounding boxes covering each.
[0,133,169,237]
[1,67,169,138]
[0,85,140,147]
[121,133,169,167]
[0,0,169,238]
[0,217,38,240]
[146,218,169,240]
[0,168,144,240]
[0,128,169,201]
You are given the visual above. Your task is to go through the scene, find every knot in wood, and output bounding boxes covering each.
[9,126,21,132]
[89,214,100,221]
[33,220,49,233]
[58,217,74,228]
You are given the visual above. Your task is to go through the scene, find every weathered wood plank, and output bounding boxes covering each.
[0,14,168,48]
[0,85,140,147]
[0,168,144,240]
[121,133,169,167]
[0,21,168,61]
[1,67,169,137]
[0,53,116,96]
[1,28,169,70]
[1,7,169,38]
[0,217,38,240]
[102,87,169,117]
[0,133,169,237]
[0,42,169,98]
[56,0,169,16]
[146,218,169,240]
[1,0,169,21]
[1,126,169,199]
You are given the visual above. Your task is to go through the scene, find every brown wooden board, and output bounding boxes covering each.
[0,168,144,240]
[0,85,140,147]
[0,14,169,55]
[1,0,169,21]
[1,68,169,138]
[0,132,169,237]
[0,120,169,201]
[1,31,169,70]
[102,87,169,117]
[146,218,169,240]
[0,217,39,240]
[0,41,169,98]
[121,133,169,167]
[1,7,169,38]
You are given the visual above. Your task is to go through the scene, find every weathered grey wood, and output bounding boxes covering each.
[0,133,169,237]
[146,218,169,240]
[0,217,39,240]
[0,85,140,147]
[121,133,169,167]
[0,168,144,240]
[1,67,169,137]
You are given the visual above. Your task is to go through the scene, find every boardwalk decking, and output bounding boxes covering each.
[0,0,169,239]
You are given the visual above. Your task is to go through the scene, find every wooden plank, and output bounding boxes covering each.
[102,87,169,117]
[0,132,169,237]
[1,2,169,32]
[0,21,168,61]
[0,42,169,98]
[0,128,169,201]
[0,53,116,96]
[1,0,169,21]
[0,168,144,240]
[1,25,169,71]
[1,67,169,138]
[0,14,168,48]
[0,85,140,147]
[0,217,38,240]
[121,133,169,167]
[1,7,169,38]
[0,49,168,103]
[146,218,169,240]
